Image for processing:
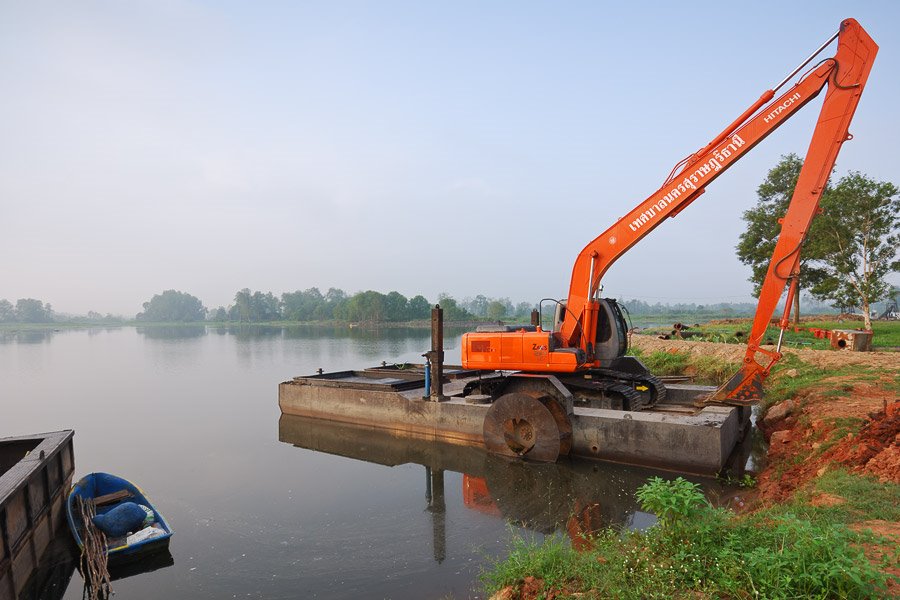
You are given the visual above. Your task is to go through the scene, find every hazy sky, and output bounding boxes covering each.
[2,1,898,316]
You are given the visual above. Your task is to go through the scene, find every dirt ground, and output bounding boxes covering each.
[630,334,899,492]
[759,390,898,498]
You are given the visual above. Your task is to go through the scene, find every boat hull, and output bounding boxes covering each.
[66,473,172,558]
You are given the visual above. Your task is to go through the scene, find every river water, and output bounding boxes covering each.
[3,325,693,599]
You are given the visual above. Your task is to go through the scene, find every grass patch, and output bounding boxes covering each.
[761,354,883,411]
[689,354,740,383]
[640,319,900,349]
[810,417,868,457]
[811,469,900,523]
[483,475,897,599]
[628,347,689,375]
[628,347,738,386]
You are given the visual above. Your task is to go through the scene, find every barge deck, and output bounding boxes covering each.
[279,365,749,475]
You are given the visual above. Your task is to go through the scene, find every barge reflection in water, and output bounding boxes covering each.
[276,414,725,555]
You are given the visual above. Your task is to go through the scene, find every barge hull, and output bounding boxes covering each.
[279,369,747,475]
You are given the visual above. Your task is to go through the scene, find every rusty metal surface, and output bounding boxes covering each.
[483,393,563,463]
[703,367,762,407]
[429,305,445,400]
[500,374,575,415]
[289,370,425,392]
[279,377,742,473]
[363,364,486,381]
[0,430,75,600]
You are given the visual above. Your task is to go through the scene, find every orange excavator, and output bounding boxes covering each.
[461,18,877,407]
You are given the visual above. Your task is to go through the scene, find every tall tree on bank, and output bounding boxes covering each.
[810,172,899,330]
[0,299,13,322]
[736,154,829,324]
[232,288,252,322]
[137,290,206,322]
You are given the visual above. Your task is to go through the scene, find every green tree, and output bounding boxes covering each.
[486,300,507,320]
[408,295,430,319]
[736,154,829,324]
[0,299,14,322]
[136,290,206,322]
[282,288,325,321]
[436,293,473,321]
[466,294,489,317]
[250,291,281,321]
[232,288,251,322]
[14,298,53,323]
[810,172,899,329]
[228,289,282,321]
[383,291,408,321]
[320,288,347,320]
[514,301,535,318]
[341,290,386,322]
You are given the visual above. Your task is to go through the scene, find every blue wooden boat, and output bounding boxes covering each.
[66,472,173,558]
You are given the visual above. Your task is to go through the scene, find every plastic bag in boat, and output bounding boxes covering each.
[92,502,147,537]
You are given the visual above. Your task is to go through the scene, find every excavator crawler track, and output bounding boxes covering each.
[593,369,667,408]
[560,377,645,412]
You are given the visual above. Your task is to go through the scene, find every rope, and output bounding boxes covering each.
[75,495,113,599]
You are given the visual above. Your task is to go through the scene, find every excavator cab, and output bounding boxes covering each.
[552,298,628,365]
[594,298,628,363]
[551,301,567,333]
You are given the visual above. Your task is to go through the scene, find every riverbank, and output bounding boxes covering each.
[483,335,900,599]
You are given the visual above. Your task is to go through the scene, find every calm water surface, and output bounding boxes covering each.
[3,326,677,599]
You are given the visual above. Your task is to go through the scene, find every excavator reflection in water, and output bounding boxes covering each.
[278,415,743,560]
[462,474,609,552]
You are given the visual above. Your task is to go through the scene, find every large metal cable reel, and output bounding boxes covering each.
[482,391,572,462]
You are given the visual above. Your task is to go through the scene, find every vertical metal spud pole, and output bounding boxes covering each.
[430,304,444,401]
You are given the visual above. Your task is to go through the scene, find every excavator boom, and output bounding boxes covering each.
[462,19,877,405]
[710,19,877,403]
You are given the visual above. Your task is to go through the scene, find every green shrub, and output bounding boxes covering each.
[635,477,708,533]
[483,474,896,599]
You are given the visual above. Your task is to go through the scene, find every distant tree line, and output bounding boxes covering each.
[0,297,126,324]
[620,299,758,317]
[0,298,54,323]
[206,288,526,324]
[6,289,882,325]
[204,287,435,323]
[618,297,846,319]
[132,288,541,324]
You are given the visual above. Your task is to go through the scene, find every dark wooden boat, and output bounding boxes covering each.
[1,430,75,599]
[66,473,172,558]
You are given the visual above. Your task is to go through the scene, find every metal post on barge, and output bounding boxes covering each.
[423,305,446,402]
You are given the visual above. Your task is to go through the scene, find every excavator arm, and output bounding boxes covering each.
[462,19,877,400]
[709,20,877,404]
[560,19,876,356]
